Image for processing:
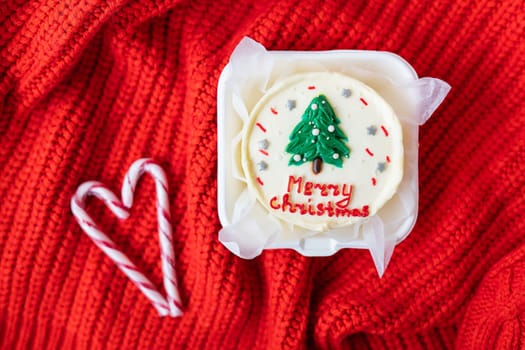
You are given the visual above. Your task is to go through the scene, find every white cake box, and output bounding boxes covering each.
[217,37,449,274]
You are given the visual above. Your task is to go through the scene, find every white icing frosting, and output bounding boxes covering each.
[241,72,403,231]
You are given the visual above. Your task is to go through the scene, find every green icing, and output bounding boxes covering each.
[286,94,351,171]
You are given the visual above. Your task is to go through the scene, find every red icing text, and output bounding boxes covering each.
[269,176,369,218]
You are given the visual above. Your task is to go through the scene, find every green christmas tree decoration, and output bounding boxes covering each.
[286,94,350,174]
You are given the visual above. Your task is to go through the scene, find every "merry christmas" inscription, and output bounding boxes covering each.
[269,176,369,218]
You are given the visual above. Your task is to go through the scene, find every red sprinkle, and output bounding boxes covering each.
[360,98,368,106]
[270,107,278,115]
[255,122,267,132]
[256,177,264,186]
[386,156,391,163]
[381,125,389,136]
[259,149,269,156]
[372,178,377,186]
[366,148,374,157]
[308,85,316,90]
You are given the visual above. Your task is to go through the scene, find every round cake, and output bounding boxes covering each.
[241,72,403,231]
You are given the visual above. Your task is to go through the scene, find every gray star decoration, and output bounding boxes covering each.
[257,161,268,171]
[342,88,351,98]
[367,125,377,135]
[286,100,296,111]
[258,139,269,150]
[377,162,387,173]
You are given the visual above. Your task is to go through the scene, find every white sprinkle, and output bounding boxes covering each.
[293,154,302,162]
[328,125,335,132]
[322,100,326,104]
[333,153,339,159]
[311,103,318,110]
[312,128,320,136]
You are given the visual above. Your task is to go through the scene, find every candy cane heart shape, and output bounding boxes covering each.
[70,158,183,317]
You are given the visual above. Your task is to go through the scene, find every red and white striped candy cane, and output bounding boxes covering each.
[122,159,183,317]
[70,158,183,317]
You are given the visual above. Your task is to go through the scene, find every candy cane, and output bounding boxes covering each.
[122,159,183,317]
[70,159,183,317]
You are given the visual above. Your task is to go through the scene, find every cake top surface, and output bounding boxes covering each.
[241,72,403,231]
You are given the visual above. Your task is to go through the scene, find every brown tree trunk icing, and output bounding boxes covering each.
[312,157,323,174]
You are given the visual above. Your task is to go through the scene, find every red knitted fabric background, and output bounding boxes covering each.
[1,0,524,349]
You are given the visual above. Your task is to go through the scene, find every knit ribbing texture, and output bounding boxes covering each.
[0,0,524,349]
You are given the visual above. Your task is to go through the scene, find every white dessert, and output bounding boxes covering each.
[241,72,403,231]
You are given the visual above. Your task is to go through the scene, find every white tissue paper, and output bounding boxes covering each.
[217,37,450,276]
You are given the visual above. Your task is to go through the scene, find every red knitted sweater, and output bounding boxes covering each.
[0,0,524,349]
